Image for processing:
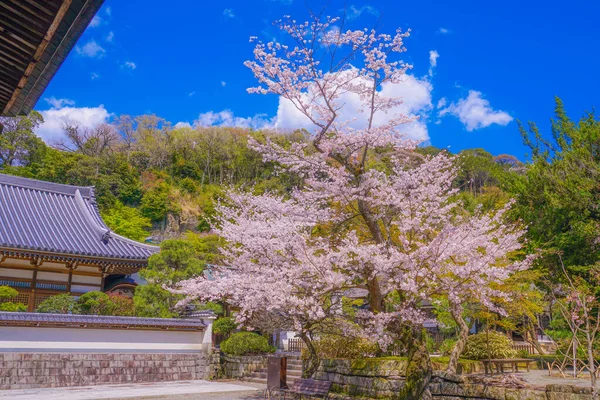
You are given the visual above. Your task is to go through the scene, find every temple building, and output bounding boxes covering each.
[0,173,159,311]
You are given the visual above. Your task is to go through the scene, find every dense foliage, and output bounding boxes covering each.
[36,292,135,316]
[134,234,222,317]
[462,331,518,360]
[220,332,276,356]
[0,286,26,312]
[302,335,379,361]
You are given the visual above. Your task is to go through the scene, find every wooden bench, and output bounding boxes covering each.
[279,378,332,399]
[482,358,536,375]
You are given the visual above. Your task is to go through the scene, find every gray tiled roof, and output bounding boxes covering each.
[0,174,159,260]
[0,312,210,331]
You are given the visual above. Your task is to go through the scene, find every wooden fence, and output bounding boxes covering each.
[288,338,305,353]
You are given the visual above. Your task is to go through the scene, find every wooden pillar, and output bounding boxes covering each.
[67,268,73,294]
[28,269,38,312]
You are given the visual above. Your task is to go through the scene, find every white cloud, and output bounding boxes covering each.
[76,40,105,58]
[106,31,114,42]
[175,122,193,129]
[44,97,75,109]
[105,6,112,16]
[195,110,273,130]
[188,91,196,97]
[89,15,102,27]
[347,5,379,20]
[428,50,439,76]
[223,8,235,19]
[221,81,227,87]
[273,72,433,142]
[123,61,137,70]
[439,27,450,34]
[35,105,112,143]
[91,72,100,80]
[436,97,447,109]
[439,90,513,131]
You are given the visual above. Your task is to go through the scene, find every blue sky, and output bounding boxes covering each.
[36,0,600,160]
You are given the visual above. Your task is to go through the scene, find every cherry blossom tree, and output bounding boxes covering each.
[177,13,530,398]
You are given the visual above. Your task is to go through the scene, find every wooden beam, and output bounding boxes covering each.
[3,0,72,115]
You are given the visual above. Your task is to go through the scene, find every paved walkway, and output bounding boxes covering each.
[520,369,599,388]
[0,380,264,400]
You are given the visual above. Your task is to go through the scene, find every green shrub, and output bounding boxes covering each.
[0,302,26,312]
[213,317,237,337]
[462,331,517,360]
[303,335,379,361]
[36,292,135,316]
[36,294,79,314]
[439,338,457,356]
[220,332,275,356]
[0,286,26,312]
[0,286,18,299]
[79,292,136,316]
[78,292,109,314]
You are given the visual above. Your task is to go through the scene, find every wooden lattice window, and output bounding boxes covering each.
[0,292,30,308]
[33,293,54,310]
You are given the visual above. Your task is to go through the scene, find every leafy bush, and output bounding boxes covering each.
[439,338,457,356]
[213,316,237,337]
[462,331,517,360]
[303,335,379,361]
[0,286,26,312]
[0,302,26,312]
[0,286,18,299]
[220,332,276,356]
[78,291,109,314]
[36,294,79,314]
[95,294,136,316]
[36,292,135,316]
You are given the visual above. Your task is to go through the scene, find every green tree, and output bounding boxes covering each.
[514,97,600,277]
[102,201,151,241]
[0,111,45,168]
[134,235,221,317]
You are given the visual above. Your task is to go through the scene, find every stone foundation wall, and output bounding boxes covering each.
[316,358,593,400]
[0,352,211,390]
[314,358,484,398]
[220,354,267,379]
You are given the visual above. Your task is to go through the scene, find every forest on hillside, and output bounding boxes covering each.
[1,98,600,326]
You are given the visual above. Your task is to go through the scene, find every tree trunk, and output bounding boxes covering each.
[299,333,319,379]
[395,327,433,400]
[447,302,469,374]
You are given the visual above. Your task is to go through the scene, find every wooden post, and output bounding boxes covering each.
[67,268,73,294]
[28,269,38,312]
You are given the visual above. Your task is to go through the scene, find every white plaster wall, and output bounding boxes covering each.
[71,274,102,285]
[0,267,33,279]
[0,326,209,353]
[37,271,68,282]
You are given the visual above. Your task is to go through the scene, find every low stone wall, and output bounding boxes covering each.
[316,358,593,400]
[429,373,593,400]
[0,352,211,390]
[314,358,484,398]
[220,354,268,379]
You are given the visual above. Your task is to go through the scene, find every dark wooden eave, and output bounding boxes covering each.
[0,0,105,116]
